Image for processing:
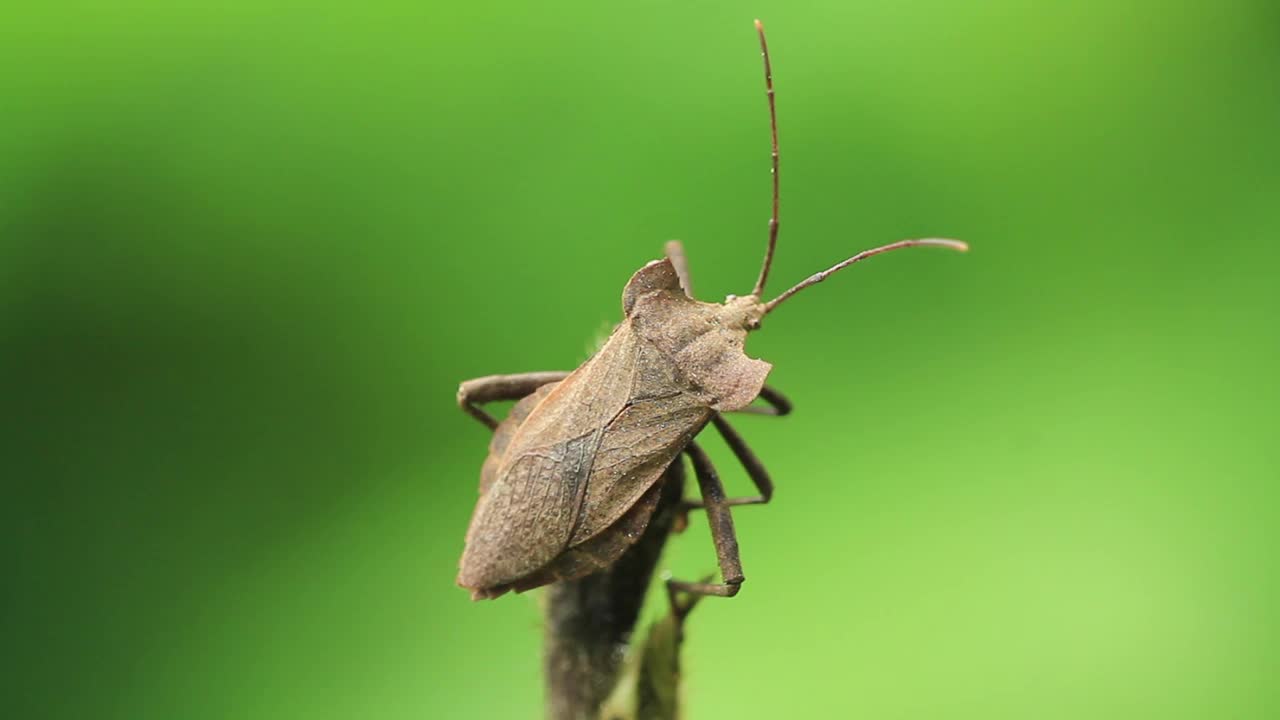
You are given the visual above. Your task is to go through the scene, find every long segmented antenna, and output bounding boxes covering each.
[745,22,967,314]
[763,238,969,314]
[751,18,780,298]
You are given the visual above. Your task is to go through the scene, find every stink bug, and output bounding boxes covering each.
[455,19,966,600]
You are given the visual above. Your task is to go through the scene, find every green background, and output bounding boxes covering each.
[4,1,1278,718]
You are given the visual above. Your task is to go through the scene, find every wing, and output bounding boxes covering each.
[478,382,557,496]
[458,426,602,592]
[457,324,639,592]
[568,338,711,545]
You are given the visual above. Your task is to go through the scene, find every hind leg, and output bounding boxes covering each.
[456,371,570,430]
[666,442,744,598]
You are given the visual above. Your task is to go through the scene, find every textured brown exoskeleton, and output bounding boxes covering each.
[456,20,967,601]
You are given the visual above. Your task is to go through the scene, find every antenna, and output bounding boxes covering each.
[763,238,969,314]
[750,19,780,298]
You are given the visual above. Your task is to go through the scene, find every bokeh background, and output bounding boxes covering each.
[4,1,1278,718]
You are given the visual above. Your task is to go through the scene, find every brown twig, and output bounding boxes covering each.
[543,460,687,720]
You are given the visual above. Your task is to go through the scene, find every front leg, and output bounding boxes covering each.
[714,413,775,500]
[676,388,790,519]
[456,371,570,431]
[730,385,792,416]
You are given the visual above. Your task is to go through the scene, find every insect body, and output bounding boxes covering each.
[456,20,966,601]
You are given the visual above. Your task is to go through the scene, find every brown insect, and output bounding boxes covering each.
[456,20,967,601]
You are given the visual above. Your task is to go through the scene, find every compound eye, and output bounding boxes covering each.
[747,318,762,331]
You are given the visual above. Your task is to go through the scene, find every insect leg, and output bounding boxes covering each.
[664,240,695,298]
[729,384,792,416]
[666,442,744,598]
[673,414,774,531]
[674,382,790,526]
[665,573,713,622]
[456,371,570,430]
[676,388,788,519]
[714,413,775,501]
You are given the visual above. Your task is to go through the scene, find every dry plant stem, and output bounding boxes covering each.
[544,460,687,720]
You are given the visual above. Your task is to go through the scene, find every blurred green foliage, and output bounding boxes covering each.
[3,1,1278,718]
